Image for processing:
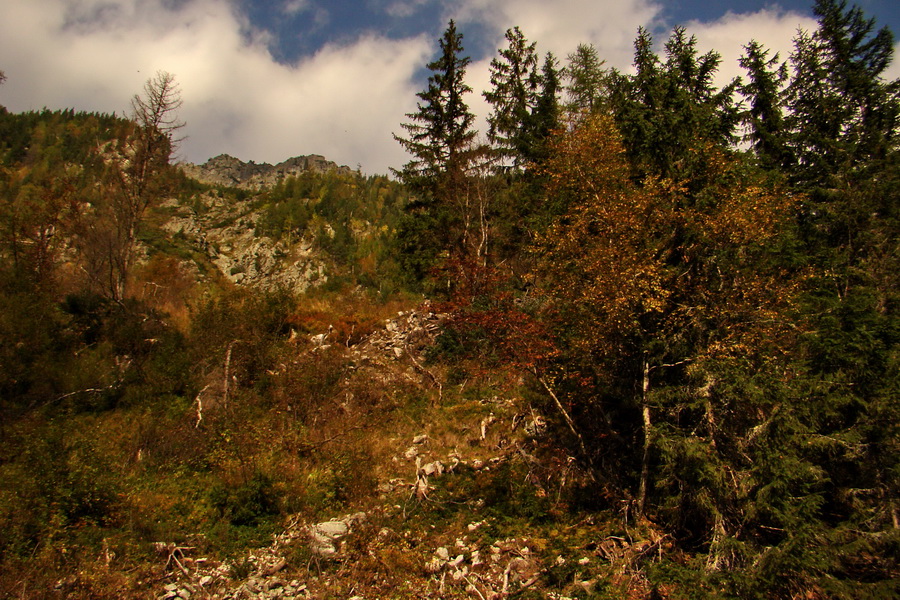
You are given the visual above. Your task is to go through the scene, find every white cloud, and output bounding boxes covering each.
[385,0,431,19]
[452,0,664,69]
[0,0,430,174]
[283,0,310,15]
[887,43,900,82]
[680,9,818,90]
[182,33,432,173]
[282,0,329,27]
[1,0,896,176]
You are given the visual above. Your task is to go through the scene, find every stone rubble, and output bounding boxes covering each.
[153,510,370,600]
[149,306,581,600]
[355,305,445,362]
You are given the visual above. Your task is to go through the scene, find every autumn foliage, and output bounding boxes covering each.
[539,114,800,364]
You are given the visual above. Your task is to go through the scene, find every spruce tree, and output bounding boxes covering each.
[394,20,478,196]
[739,40,791,170]
[764,2,900,591]
[483,26,539,171]
[609,27,741,181]
[522,52,562,166]
[393,21,485,285]
[786,0,899,188]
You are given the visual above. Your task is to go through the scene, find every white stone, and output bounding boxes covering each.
[315,520,349,538]
[471,550,483,567]
[422,461,444,476]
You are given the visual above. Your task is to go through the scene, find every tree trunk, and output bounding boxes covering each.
[637,357,651,517]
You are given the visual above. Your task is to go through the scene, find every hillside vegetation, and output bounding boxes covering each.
[0,1,898,598]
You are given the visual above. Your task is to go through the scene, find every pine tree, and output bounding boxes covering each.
[393,21,486,286]
[394,21,478,196]
[483,26,539,171]
[749,2,900,592]
[609,27,741,181]
[739,40,791,170]
[786,0,899,188]
[522,52,562,167]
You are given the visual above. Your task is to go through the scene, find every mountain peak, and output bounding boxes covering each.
[181,153,354,189]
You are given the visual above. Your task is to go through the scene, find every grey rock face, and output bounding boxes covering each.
[180,154,354,190]
[158,193,327,295]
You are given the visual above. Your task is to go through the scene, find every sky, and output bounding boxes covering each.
[1,0,899,175]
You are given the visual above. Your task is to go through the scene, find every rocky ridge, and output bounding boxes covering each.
[159,152,363,293]
[180,154,354,190]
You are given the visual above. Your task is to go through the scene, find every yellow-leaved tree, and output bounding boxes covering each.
[536,113,802,565]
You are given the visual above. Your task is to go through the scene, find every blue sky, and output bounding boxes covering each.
[2,0,898,175]
[246,1,900,64]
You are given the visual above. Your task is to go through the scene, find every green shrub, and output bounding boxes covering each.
[209,471,280,527]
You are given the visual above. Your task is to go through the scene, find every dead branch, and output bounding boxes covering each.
[153,542,194,577]
[405,343,443,405]
[533,370,590,461]
[194,384,210,428]
[296,422,368,454]
[462,573,487,600]
[223,340,240,408]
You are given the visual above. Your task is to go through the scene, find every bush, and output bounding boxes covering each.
[209,471,280,527]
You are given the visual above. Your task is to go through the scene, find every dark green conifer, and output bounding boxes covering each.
[522,52,562,167]
[739,41,791,170]
[483,26,540,171]
[608,27,741,181]
[393,21,486,285]
[393,20,478,196]
[786,0,899,188]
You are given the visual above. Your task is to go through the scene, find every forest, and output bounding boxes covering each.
[0,0,897,598]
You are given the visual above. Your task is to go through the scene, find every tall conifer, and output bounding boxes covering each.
[483,27,540,171]
[393,21,485,285]
[739,41,791,170]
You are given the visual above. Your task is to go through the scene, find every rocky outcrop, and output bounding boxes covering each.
[158,194,327,294]
[180,154,354,189]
